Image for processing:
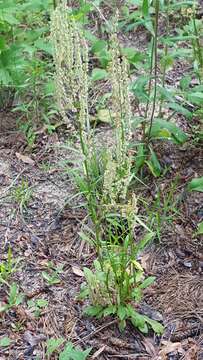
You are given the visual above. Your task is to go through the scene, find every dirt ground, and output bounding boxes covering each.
[0,106,202,360]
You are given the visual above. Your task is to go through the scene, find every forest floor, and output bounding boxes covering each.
[0,104,202,359]
[0,3,203,358]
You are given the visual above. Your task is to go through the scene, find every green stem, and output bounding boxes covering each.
[158,0,169,116]
[147,0,160,143]
[192,11,203,83]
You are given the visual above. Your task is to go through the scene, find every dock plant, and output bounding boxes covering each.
[51,1,163,334]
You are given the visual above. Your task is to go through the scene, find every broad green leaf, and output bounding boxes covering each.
[91,40,107,54]
[96,109,113,124]
[83,305,103,317]
[117,305,127,321]
[91,68,108,81]
[187,92,203,106]
[197,221,203,235]
[143,20,155,37]
[168,102,192,119]
[36,299,48,308]
[118,319,127,331]
[144,316,164,335]
[142,0,149,17]
[180,75,191,90]
[132,287,142,302]
[134,143,146,173]
[187,177,203,192]
[130,311,146,330]
[0,37,6,50]
[139,276,156,289]
[0,12,19,25]
[83,267,95,283]
[103,305,117,317]
[149,119,188,144]
[122,48,144,66]
[131,76,150,102]
[46,338,64,355]
[160,55,174,72]
[59,342,92,360]
[34,39,53,55]
[0,337,11,347]
[146,147,161,177]
[132,260,143,272]
[137,322,148,333]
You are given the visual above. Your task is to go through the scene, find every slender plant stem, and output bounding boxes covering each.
[147,0,160,143]
[143,38,154,132]
[192,10,203,83]
[158,0,169,116]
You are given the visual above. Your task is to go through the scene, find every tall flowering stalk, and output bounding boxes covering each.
[51,1,90,136]
[109,33,132,163]
[102,30,133,204]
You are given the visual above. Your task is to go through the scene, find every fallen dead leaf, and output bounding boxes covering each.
[92,345,106,359]
[16,152,35,165]
[184,345,199,360]
[72,265,84,277]
[159,341,185,359]
[142,337,157,357]
[23,331,46,346]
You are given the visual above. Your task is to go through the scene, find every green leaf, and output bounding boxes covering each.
[91,39,107,54]
[118,319,127,331]
[0,37,6,50]
[160,55,174,72]
[146,148,161,177]
[168,102,192,119]
[132,288,142,302]
[0,12,19,25]
[59,342,92,360]
[46,338,64,356]
[96,109,112,124]
[0,337,11,347]
[142,0,149,17]
[149,119,188,144]
[103,305,117,316]
[34,39,53,55]
[187,177,203,192]
[180,75,191,90]
[143,20,155,36]
[197,221,203,235]
[36,299,48,308]
[129,309,146,331]
[144,316,164,335]
[117,305,127,321]
[188,92,203,106]
[122,48,144,65]
[139,276,155,289]
[9,283,17,304]
[83,305,103,317]
[134,143,146,173]
[91,68,108,81]
[136,231,155,253]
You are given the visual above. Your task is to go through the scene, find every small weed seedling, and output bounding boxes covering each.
[0,283,24,314]
[42,262,63,286]
[0,247,20,286]
[46,337,91,359]
[27,298,49,318]
[12,179,33,213]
